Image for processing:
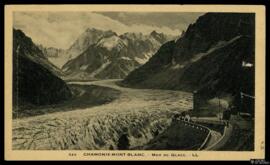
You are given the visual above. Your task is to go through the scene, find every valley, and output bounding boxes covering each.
[11,12,256,151]
[12,79,194,150]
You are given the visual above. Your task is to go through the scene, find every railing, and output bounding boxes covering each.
[205,123,232,150]
[198,130,211,150]
[192,118,225,125]
[174,118,212,150]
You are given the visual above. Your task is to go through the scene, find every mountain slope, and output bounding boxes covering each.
[66,28,118,61]
[62,35,139,80]
[13,29,65,76]
[13,29,72,110]
[62,30,174,80]
[123,13,255,107]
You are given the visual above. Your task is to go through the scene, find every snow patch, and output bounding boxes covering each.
[122,39,129,46]
[191,35,242,63]
[80,64,89,70]
[135,51,155,64]
[134,57,150,65]
[121,57,132,61]
[148,37,161,48]
[62,66,69,72]
[145,51,154,58]
[242,61,253,67]
[89,60,111,77]
[171,64,184,70]
[97,36,126,51]
[16,45,20,54]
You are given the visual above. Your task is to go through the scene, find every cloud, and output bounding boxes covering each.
[13,12,187,49]
[97,12,204,30]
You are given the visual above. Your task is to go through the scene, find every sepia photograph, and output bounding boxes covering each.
[4,5,266,160]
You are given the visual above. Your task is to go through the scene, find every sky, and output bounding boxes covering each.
[13,12,204,49]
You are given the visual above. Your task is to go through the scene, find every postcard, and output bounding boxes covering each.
[4,4,266,161]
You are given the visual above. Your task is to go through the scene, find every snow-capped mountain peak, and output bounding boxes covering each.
[60,28,175,80]
[97,35,127,51]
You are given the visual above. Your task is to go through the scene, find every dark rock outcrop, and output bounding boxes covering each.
[13,29,72,108]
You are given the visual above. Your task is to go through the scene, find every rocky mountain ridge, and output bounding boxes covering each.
[123,13,255,111]
[61,28,176,80]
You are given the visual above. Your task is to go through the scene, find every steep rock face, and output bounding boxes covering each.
[13,29,64,76]
[123,13,255,100]
[176,36,254,96]
[62,30,174,80]
[172,13,255,63]
[67,28,117,61]
[13,29,72,108]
